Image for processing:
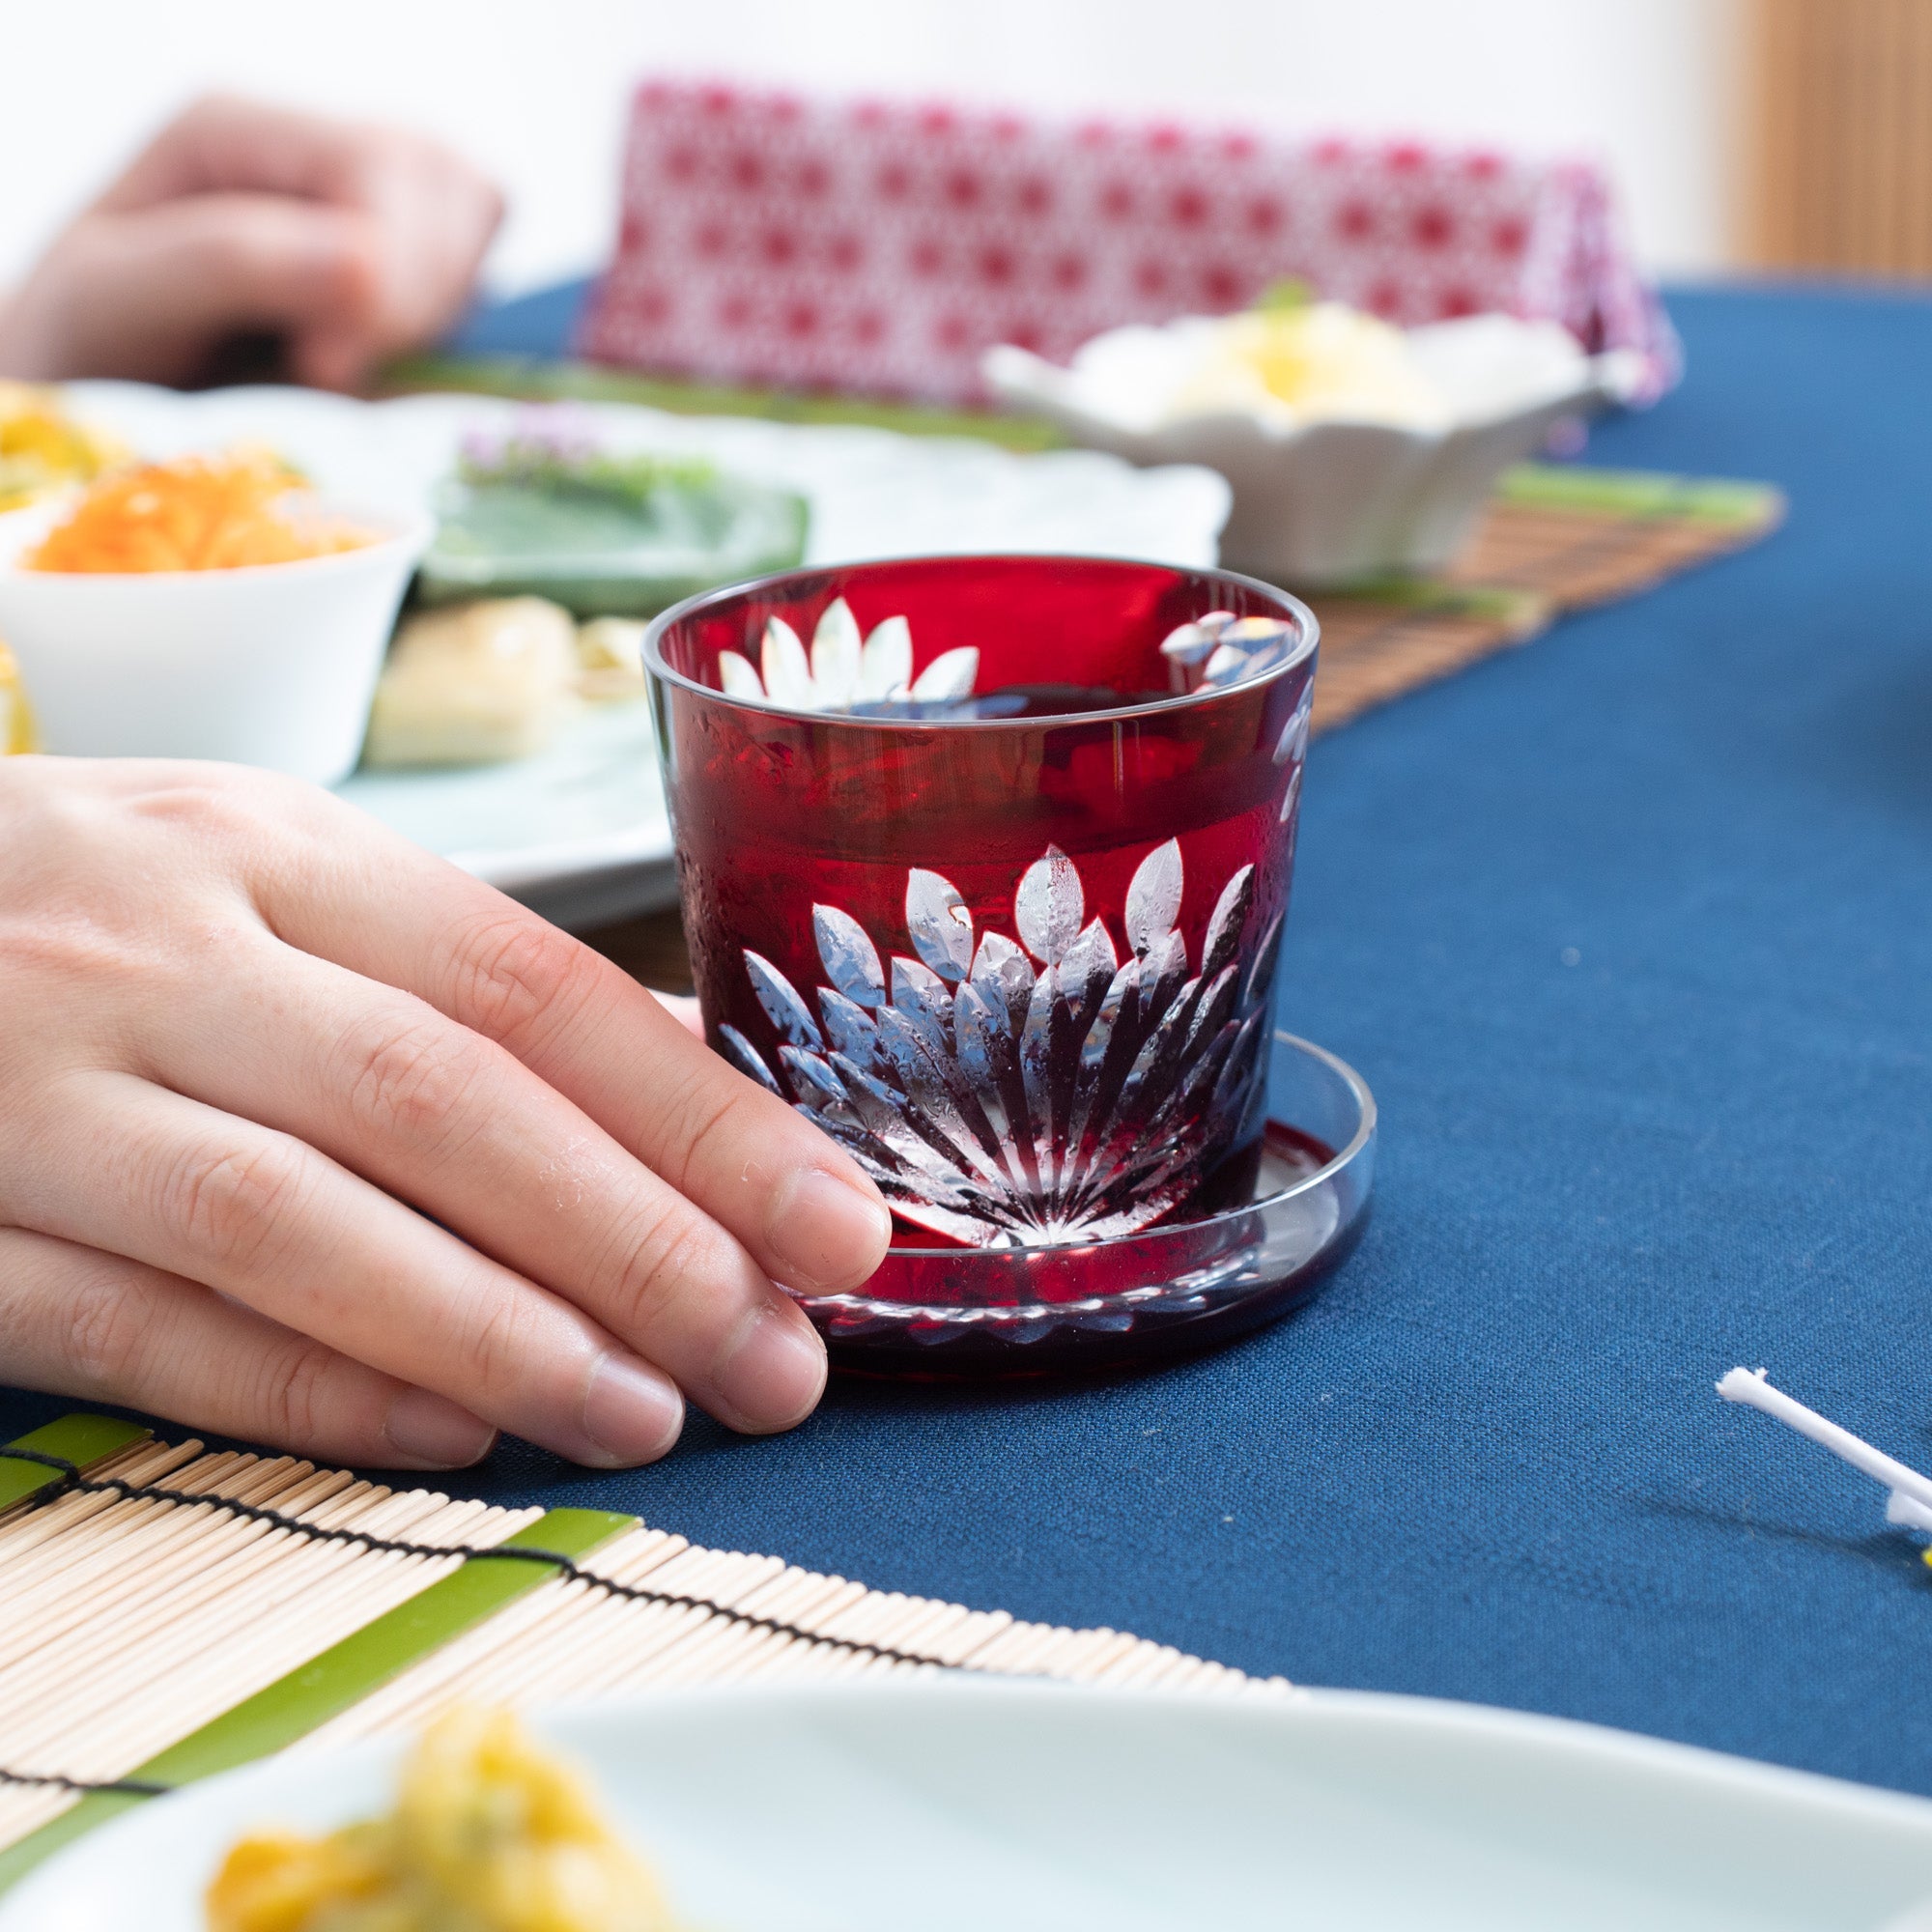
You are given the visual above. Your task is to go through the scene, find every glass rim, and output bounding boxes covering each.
[640,551,1320,731]
[852,1030,1375,1264]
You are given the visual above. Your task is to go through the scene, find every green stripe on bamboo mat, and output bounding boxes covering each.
[1495,463,1784,527]
[0,1503,636,1892]
[1307,578,1548,626]
[0,1414,151,1510]
[382,351,1069,451]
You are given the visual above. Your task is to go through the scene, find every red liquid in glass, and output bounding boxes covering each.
[850,681,1172,721]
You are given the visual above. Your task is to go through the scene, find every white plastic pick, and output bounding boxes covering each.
[1716,1367,1932,1529]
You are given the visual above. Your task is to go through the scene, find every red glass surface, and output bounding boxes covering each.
[646,554,1317,1258]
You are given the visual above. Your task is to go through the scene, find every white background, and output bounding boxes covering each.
[3,0,1742,298]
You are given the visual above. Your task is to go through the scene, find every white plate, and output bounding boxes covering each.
[55,384,1233,930]
[334,699,671,929]
[8,1680,1932,1931]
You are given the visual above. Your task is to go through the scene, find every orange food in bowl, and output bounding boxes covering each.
[25,451,375,574]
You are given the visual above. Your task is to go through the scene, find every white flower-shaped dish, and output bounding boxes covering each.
[985,316,1648,587]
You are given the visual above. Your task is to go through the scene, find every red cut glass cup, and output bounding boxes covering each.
[645,553,1318,1280]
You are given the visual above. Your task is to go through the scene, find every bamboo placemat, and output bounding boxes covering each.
[0,1417,1282,1890]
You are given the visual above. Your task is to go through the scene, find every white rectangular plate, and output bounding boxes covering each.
[55,383,1231,930]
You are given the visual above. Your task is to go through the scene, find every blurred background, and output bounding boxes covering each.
[2,0,1763,300]
[24,0,1929,308]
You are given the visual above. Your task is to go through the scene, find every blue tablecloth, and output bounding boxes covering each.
[7,282,1932,1797]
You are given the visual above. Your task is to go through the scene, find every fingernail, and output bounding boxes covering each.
[765,1167,893,1293]
[580,1352,685,1467]
[384,1388,497,1468]
[711,1303,828,1434]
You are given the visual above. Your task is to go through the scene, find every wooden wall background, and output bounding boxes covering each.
[1747,0,1932,275]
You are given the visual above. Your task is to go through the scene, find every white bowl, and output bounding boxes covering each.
[0,500,431,784]
[985,315,1647,587]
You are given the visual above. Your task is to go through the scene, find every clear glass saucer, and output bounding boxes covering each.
[789,1031,1375,1376]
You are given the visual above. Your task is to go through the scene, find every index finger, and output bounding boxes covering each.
[94,95,375,213]
[253,793,894,1301]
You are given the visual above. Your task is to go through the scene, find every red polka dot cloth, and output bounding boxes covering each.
[580,80,1681,409]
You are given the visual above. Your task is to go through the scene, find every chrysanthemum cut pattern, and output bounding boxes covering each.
[717,839,1286,1249]
[717,600,1304,715]
[717,596,979,713]
[1159,610,1304,696]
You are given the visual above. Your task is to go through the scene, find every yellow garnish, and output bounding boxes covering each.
[0,383,126,512]
[1169,301,1448,429]
[206,1709,675,1932]
[205,1830,389,1932]
[26,451,373,574]
[0,642,36,755]
[1231,305,1442,418]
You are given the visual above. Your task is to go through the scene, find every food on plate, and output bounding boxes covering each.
[363,598,654,770]
[0,383,126,511]
[205,1707,675,1932]
[363,596,582,768]
[419,412,809,617]
[575,616,649,703]
[24,450,375,574]
[0,641,36,753]
[1161,297,1449,430]
[989,288,1462,437]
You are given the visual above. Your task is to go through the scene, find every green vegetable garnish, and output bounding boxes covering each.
[423,422,808,619]
[458,439,718,509]
[1252,277,1315,315]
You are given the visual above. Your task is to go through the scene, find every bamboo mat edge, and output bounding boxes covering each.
[0,1417,1285,1888]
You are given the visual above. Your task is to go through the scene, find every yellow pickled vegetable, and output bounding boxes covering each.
[0,642,36,755]
[0,382,125,511]
[1169,301,1449,429]
[362,598,582,767]
[206,1709,675,1932]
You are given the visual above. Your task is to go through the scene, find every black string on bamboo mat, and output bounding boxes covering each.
[0,1768,173,1799]
[0,1443,977,1803]
[0,1448,957,1672]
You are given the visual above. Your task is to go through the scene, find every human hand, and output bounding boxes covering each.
[0,95,501,390]
[0,758,893,1469]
